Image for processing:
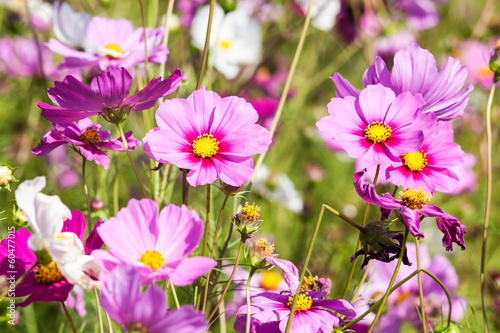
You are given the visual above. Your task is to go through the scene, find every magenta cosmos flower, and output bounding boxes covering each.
[386,121,465,194]
[354,169,466,251]
[92,198,217,285]
[101,265,208,333]
[143,88,272,187]
[32,118,140,169]
[0,211,101,307]
[47,16,168,72]
[316,84,432,165]
[352,243,466,332]
[235,257,356,333]
[39,66,182,124]
[333,43,473,120]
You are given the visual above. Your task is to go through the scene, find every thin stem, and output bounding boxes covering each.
[249,0,314,186]
[197,185,212,310]
[415,238,427,333]
[196,0,217,90]
[138,0,149,84]
[113,152,119,215]
[471,0,497,39]
[182,169,189,205]
[342,165,380,299]
[170,282,181,309]
[116,122,147,198]
[93,289,104,333]
[285,203,327,333]
[159,0,176,82]
[245,268,257,333]
[209,241,244,321]
[480,81,496,333]
[202,195,230,312]
[61,302,78,333]
[350,261,371,303]
[82,158,92,235]
[105,311,113,333]
[24,1,48,88]
[421,268,452,330]
[367,229,409,333]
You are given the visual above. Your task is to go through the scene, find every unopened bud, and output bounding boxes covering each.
[489,39,500,83]
[0,163,18,191]
[233,203,263,243]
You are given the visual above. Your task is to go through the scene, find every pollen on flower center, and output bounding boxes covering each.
[260,271,281,290]
[138,249,165,270]
[34,262,63,284]
[301,275,319,291]
[287,293,313,311]
[255,238,275,257]
[400,187,431,210]
[364,121,392,143]
[241,202,261,219]
[192,134,219,158]
[79,126,101,144]
[395,290,412,305]
[402,150,427,172]
[104,43,125,59]
[130,322,148,333]
[219,40,231,49]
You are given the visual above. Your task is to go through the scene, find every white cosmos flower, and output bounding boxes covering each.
[52,1,91,49]
[296,0,341,31]
[190,3,262,80]
[15,177,99,290]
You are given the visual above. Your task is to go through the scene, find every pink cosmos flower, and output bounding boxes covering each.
[101,265,208,333]
[449,152,478,195]
[354,169,466,251]
[92,199,217,285]
[0,37,60,80]
[0,211,101,307]
[47,16,168,72]
[386,121,465,194]
[333,43,473,120]
[352,243,466,332]
[235,257,355,333]
[32,119,140,169]
[39,67,182,124]
[459,39,499,90]
[316,84,431,165]
[143,88,272,187]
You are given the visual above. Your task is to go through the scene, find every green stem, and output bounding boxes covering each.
[285,203,328,333]
[93,289,104,333]
[248,0,314,186]
[420,268,452,330]
[61,301,78,333]
[116,122,147,198]
[202,195,229,312]
[170,282,181,309]
[209,241,244,321]
[138,0,149,85]
[182,169,189,205]
[341,165,380,299]
[245,268,257,333]
[415,238,427,333]
[113,152,119,215]
[159,0,176,82]
[196,0,217,90]
[367,229,409,333]
[350,261,371,303]
[82,158,92,236]
[196,185,212,310]
[481,81,496,333]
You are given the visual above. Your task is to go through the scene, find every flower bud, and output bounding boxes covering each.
[12,207,28,228]
[91,198,105,211]
[245,238,276,270]
[490,39,500,83]
[0,163,18,191]
[233,203,263,243]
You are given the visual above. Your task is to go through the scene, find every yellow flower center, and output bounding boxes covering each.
[241,202,261,219]
[79,126,101,144]
[219,40,231,49]
[402,150,427,172]
[192,134,219,158]
[34,262,63,284]
[400,187,431,210]
[301,275,319,291]
[395,290,412,305]
[478,65,493,79]
[130,322,148,333]
[260,271,281,290]
[496,38,500,49]
[104,43,125,59]
[287,293,313,311]
[138,250,165,270]
[364,121,392,143]
[255,238,275,257]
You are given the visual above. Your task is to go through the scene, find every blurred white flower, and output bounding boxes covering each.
[190,3,262,79]
[296,0,341,31]
[52,1,91,49]
[254,165,304,214]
